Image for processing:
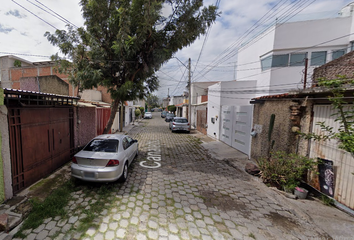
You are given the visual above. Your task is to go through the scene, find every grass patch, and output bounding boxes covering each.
[320,195,335,206]
[249,233,256,239]
[15,180,75,237]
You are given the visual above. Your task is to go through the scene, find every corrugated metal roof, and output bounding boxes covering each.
[3,88,79,99]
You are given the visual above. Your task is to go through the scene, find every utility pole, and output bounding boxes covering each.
[304,58,308,89]
[188,58,191,123]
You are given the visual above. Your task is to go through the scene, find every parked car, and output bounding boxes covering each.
[161,111,167,118]
[71,134,138,182]
[144,112,152,119]
[165,113,175,122]
[169,117,190,133]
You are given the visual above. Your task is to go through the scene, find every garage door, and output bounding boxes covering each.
[8,107,74,193]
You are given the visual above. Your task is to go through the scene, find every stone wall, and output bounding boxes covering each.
[251,99,298,160]
[313,50,354,82]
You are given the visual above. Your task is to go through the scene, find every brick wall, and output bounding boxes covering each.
[313,50,354,82]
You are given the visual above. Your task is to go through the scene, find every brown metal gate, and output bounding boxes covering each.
[197,109,207,135]
[8,107,74,193]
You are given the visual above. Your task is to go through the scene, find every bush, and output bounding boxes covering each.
[256,151,317,191]
[135,108,141,118]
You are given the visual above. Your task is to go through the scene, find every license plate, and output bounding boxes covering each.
[84,172,95,178]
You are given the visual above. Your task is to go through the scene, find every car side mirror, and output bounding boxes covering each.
[133,139,138,143]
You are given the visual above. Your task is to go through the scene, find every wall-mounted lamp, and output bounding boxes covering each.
[250,128,257,137]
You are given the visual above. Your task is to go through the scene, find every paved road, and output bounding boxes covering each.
[13,112,330,240]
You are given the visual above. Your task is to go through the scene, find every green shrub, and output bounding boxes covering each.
[256,151,317,190]
[135,108,141,118]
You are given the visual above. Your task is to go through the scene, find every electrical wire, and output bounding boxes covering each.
[11,0,58,30]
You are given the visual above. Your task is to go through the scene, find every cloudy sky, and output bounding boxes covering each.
[1,0,353,99]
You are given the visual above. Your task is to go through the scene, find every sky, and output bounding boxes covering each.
[1,0,353,99]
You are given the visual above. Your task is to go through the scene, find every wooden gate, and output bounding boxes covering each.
[8,107,74,193]
[197,110,207,135]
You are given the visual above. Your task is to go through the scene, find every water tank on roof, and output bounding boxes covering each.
[339,2,354,17]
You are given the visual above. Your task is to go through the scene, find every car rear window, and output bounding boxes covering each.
[174,119,188,123]
[83,139,119,152]
[167,113,174,117]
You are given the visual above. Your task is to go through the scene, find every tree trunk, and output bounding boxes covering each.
[119,102,124,132]
[103,98,120,134]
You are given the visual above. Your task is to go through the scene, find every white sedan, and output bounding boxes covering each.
[144,112,152,119]
[71,134,138,182]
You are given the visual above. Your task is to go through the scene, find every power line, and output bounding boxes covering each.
[193,0,317,82]
[11,0,58,30]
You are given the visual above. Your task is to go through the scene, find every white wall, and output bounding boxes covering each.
[237,15,354,97]
[191,82,219,104]
[207,83,221,139]
[81,90,102,102]
[237,26,276,81]
[274,17,351,50]
[207,80,257,140]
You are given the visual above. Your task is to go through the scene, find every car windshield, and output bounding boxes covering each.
[83,139,119,152]
[174,119,188,123]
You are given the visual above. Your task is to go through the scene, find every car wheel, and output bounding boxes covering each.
[119,162,128,183]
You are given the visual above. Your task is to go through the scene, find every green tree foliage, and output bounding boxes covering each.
[146,94,159,109]
[45,0,218,133]
[167,105,176,113]
[299,75,354,157]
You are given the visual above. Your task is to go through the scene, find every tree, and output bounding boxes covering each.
[167,105,176,113]
[45,0,219,133]
[146,94,159,110]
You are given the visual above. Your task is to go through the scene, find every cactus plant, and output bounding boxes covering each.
[268,114,276,158]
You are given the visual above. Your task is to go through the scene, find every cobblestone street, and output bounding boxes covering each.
[13,112,332,240]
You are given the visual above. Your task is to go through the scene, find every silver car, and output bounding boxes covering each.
[71,134,138,182]
[144,112,152,119]
[169,117,190,133]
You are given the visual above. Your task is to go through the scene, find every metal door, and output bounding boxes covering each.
[310,105,354,209]
[231,105,253,158]
[220,106,233,146]
[8,107,74,193]
[196,110,207,135]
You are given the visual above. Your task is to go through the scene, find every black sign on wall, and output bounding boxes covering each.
[318,159,335,197]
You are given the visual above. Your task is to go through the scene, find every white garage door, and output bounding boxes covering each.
[220,105,233,146]
[232,105,253,158]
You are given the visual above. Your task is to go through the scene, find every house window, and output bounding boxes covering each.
[289,53,307,66]
[310,51,327,66]
[271,54,289,67]
[261,56,272,71]
[332,49,346,60]
[351,42,354,52]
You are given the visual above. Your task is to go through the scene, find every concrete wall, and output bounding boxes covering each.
[19,76,69,95]
[81,89,102,102]
[0,105,13,202]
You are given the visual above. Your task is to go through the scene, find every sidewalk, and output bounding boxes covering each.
[193,131,354,239]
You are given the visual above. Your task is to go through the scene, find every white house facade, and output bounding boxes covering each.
[207,80,257,158]
[236,3,354,96]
